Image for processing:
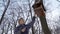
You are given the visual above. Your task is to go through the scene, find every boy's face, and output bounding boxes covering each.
[19,19,25,25]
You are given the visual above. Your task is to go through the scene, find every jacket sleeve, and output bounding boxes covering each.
[26,16,36,29]
[14,27,21,34]
[14,27,19,34]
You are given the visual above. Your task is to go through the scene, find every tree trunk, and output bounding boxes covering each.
[32,0,51,34]
[28,0,35,34]
[0,0,10,25]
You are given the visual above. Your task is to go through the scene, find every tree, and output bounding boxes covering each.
[32,0,51,34]
[28,0,35,34]
[0,0,10,25]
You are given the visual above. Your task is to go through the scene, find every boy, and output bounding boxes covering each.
[14,16,36,34]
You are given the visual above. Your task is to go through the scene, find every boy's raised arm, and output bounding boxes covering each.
[26,16,36,29]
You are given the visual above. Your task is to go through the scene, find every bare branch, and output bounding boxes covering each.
[0,0,10,25]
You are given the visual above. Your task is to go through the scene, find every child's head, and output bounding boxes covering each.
[18,18,25,25]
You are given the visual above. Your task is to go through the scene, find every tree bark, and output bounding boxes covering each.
[0,0,10,25]
[32,0,51,34]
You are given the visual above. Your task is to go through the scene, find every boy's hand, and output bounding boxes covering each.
[21,28,26,32]
[34,13,37,16]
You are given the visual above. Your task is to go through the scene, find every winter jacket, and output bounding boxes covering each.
[14,16,36,34]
